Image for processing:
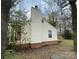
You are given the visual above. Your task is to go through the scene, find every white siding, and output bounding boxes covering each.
[21,7,58,44]
[21,23,31,44]
[31,7,58,44]
[31,8,42,43]
[42,21,58,42]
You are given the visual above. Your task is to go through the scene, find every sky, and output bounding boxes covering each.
[13,0,70,20]
[14,0,60,19]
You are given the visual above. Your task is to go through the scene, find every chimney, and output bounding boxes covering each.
[35,5,38,9]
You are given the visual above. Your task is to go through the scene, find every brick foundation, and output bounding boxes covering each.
[30,41,60,48]
[30,43,42,48]
[15,40,62,49]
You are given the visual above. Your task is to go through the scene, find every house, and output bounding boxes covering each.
[8,6,59,48]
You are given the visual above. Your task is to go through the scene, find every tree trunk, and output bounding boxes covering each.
[1,0,11,59]
[69,0,77,53]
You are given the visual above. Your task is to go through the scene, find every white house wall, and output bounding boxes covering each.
[21,23,31,44]
[31,8,43,43]
[31,7,58,44]
[42,21,58,42]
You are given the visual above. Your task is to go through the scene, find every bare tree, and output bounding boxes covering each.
[69,0,77,53]
[43,0,77,53]
[1,0,21,59]
[48,11,58,27]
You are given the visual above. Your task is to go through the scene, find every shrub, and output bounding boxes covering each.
[4,50,15,59]
[63,30,72,39]
[6,44,15,50]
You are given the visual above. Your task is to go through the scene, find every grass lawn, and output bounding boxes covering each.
[4,50,16,59]
[61,39,74,47]
[4,39,74,59]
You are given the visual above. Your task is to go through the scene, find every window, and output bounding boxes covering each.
[42,19,44,23]
[48,30,52,38]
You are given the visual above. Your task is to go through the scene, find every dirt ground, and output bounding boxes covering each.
[15,43,76,59]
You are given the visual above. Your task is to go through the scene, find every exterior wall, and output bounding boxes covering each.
[20,7,58,46]
[42,21,58,42]
[21,23,31,44]
[31,7,43,43]
[31,7,58,44]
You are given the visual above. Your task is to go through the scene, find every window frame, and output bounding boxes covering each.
[48,30,52,38]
